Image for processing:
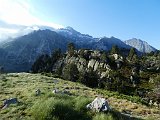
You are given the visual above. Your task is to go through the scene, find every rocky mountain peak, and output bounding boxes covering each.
[124,38,157,53]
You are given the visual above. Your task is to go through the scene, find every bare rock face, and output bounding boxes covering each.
[79,58,87,66]
[112,54,119,60]
[111,54,123,61]
[100,71,109,79]
[91,50,101,58]
[94,61,99,71]
[63,50,112,78]
[124,38,157,53]
[86,97,110,112]
[88,59,96,68]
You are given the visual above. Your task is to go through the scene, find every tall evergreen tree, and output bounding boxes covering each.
[110,45,119,54]
[128,48,138,62]
[31,54,51,73]
[51,48,62,64]
[101,51,107,63]
[62,63,79,82]
[67,43,75,57]
[84,68,99,88]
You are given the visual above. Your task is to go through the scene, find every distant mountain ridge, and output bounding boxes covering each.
[92,36,131,51]
[0,26,157,72]
[0,30,69,72]
[124,38,157,53]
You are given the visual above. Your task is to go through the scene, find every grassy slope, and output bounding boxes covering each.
[0,73,159,120]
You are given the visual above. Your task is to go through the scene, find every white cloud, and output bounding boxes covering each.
[0,28,18,40]
[0,28,18,33]
[0,0,63,28]
[0,0,64,41]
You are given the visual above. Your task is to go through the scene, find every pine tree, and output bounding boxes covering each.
[51,48,62,64]
[62,63,79,82]
[110,45,119,54]
[31,54,51,73]
[67,43,75,57]
[101,52,107,63]
[84,68,99,88]
[128,48,136,60]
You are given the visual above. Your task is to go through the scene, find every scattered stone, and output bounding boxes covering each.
[2,98,18,109]
[153,102,158,108]
[62,90,71,95]
[149,100,153,106]
[53,79,59,84]
[52,89,71,95]
[35,89,41,96]
[86,97,110,112]
[52,89,59,94]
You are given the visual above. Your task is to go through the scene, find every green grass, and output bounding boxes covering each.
[0,73,159,120]
[30,95,92,120]
[93,113,113,120]
[96,89,142,104]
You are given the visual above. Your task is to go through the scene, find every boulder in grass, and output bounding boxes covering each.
[35,89,41,96]
[2,98,18,109]
[52,89,59,94]
[86,97,110,112]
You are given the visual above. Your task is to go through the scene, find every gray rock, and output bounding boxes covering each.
[94,61,99,71]
[88,59,96,68]
[79,58,87,66]
[52,89,71,95]
[112,54,119,60]
[78,65,85,72]
[86,97,110,112]
[2,98,18,109]
[53,79,59,84]
[100,71,109,79]
[124,38,156,53]
[52,89,59,94]
[35,89,41,96]
[91,50,101,58]
[99,63,104,68]
[115,60,123,69]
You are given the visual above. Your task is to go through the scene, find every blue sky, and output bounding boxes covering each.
[0,0,160,49]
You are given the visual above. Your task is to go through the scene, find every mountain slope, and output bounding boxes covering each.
[0,26,157,72]
[124,38,157,53]
[92,37,131,51]
[0,30,69,72]
[56,26,97,48]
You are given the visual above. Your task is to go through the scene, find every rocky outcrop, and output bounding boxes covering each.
[63,50,111,78]
[88,59,96,68]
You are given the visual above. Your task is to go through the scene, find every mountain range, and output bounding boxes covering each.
[0,26,157,72]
